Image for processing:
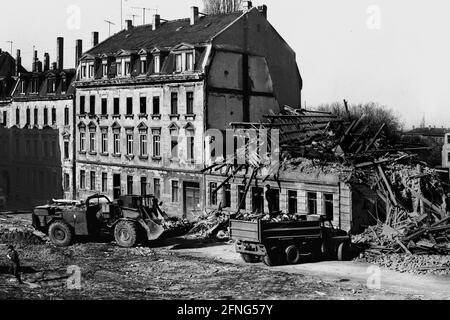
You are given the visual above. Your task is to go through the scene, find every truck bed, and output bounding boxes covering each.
[230,219,323,243]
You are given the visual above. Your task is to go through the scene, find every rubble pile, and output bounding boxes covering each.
[188,210,230,240]
[0,215,48,245]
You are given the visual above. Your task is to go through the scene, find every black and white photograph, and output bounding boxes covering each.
[0,0,449,309]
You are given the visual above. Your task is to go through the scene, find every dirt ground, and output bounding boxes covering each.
[0,235,440,300]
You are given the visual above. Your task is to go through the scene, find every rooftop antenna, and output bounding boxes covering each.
[5,41,13,54]
[131,6,158,25]
[104,20,116,37]
[127,13,140,25]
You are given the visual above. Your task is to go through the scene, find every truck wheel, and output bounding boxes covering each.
[337,242,351,261]
[285,245,301,265]
[263,246,283,267]
[48,221,74,247]
[114,221,138,248]
[241,254,261,264]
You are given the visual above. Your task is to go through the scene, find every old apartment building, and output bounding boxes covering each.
[2,38,77,206]
[75,2,302,218]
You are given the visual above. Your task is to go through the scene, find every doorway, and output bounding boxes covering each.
[183,182,200,219]
[113,174,121,200]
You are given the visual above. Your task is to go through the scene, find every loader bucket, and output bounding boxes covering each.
[144,218,166,241]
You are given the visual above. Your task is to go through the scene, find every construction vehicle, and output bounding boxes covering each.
[32,194,192,248]
[230,216,353,266]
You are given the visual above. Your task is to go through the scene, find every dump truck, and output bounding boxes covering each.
[230,217,352,266]
[32,194,192,248]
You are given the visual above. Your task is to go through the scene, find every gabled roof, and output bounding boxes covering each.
[85,11,243,57]
[0,51,27,77]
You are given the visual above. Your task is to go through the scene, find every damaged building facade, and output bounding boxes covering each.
[75,2,302,219]
[1,40,77,207]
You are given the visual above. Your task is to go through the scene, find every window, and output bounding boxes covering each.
[171,93,178,114]
[52,108,56,125]
[187,129,195,161]
[101,133,108,154]
[288,191,298,214]
[88,64,94,78]
[153,96,160,115]
[34,108,38,126]
[154,178,161,199]
[447,152,450,163]
[113,133,120,154]
[223,183,231,208]
[113,98,120,115]
[186,92,194,114]
[153,132,161,157]
[81,65,87,78]
[238,186,246,210]
[186,52,194,71]
[126,97,133,115]
[89,132,96,153]
[64,174,70,191]
[171,133,178,158]
[140,134,148,157]
[64,141,69,159]
[140,177,147,196]
[43,108,48,125]
[153,55,160,73]
[175,54,182,72]
[140,59,147,74]
[210,182,218,206]
[90,171,96,191]
[90,95,96,115]
[20,81,26,94]
[307,192,318,215]
[126,134,133,155]
[252,187,264,213]
[172,181,179,202]
[1,111,6,126]
[140,97,147,114]
[125,61,131,75]
[102,64,108,77]
[80,96,86,115]
[16,108,20,125]
[26,108,30,125]
[64,107,70,126]
[80,170,86,189]
[324,194,334,220]
[80,132,86,152]
[127,176,133,195]
[102,173,108,192]
[101,98,107,115]
[117,60,123,76]
[47,79,55,93]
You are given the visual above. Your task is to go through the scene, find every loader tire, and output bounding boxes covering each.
[337,242,351,261]
[241,254,261,264]
[263,246,283,267]
[285,245,301,265]
[48,221,74,247]
[114,220,138,248]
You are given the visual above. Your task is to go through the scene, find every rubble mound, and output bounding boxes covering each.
[0,215,48,245]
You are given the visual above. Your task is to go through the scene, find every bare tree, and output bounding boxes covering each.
[202,0,243,14]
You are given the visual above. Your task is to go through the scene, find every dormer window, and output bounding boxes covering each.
[20,80,26,94]
[125,61,131,75]
[81,64,87,78]
[88,63,95,78]
[175,54,182,72]
[61,77,67,93]
[47,78,56,93]
[154,55,160,73]
[140,57,147,74]
[116,57,131,77]
[186,52,194,71]
[102,62,109,77]
[31,79,39,94]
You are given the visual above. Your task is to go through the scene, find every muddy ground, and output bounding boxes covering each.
[0,237,427,300]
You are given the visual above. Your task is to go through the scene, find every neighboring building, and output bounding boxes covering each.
[75,3,302,219]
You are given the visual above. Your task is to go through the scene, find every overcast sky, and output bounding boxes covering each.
[1,0,449,128]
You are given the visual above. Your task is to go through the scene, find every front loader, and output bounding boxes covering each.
[32,194,192,248]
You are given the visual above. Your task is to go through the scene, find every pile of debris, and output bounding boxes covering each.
[188,210,230,240]
[0,215,48,245]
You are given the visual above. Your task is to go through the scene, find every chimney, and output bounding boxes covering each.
[36,60,43,73]
[243,1,253,12]
[57,37,64,70]
[51,62,57,71]
[32,50,38,72]
[75,39,83,67]
[126,20,133,31]
[15,49,22,75]
[44,53,50,71]
[257,5,267,18]
[190,7,199,25]
[92,32,99,47]
[152,14,160,30]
